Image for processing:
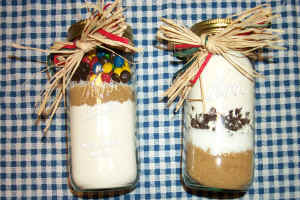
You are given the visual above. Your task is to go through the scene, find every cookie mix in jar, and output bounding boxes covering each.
[13,0,141,192]
[64,4,139,192]
[157,5,284,191]
[67,47,137,191]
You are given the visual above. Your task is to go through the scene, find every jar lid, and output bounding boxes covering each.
[68,20,86,42]
[190,18,232,36]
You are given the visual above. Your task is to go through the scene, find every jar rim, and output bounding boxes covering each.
[190,18,232,36]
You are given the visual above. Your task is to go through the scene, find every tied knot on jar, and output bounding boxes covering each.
[75,40,95,54]
[198,34,218,55]
[157,4,285,111]
[11,0,141,133]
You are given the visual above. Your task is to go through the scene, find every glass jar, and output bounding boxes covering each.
[182,19,255,191]
[64,23,138,192]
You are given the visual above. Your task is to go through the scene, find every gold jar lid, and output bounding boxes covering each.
[191,18,232,36]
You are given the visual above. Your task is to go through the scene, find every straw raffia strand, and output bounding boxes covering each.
[157,4,285,111]
[12,0,141,133]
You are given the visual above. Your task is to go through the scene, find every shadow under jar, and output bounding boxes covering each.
[60,21,138,192]
[182,19,255,191]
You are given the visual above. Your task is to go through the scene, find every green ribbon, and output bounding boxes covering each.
[172,56,197,82]
[244,23,271,29]
[173,47,199,59]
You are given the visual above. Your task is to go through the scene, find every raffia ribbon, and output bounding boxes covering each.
[12,0,141,132]
[157,4,285,112]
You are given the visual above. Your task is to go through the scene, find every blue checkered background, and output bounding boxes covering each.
[1,0,299,199]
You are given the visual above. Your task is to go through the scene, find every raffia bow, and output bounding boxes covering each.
[12,0,141,132]
[157,4,285,112]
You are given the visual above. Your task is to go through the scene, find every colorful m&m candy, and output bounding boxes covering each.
[72,47,133,84]
[102,62,113,73]
[105,53,110,59]
[101,73,111,83]
[93,62,102,74]
[97,51,105,59]
[113,67,123,76]
[120,70,131,83]
[111,73,120,83]
[114,56,124,68]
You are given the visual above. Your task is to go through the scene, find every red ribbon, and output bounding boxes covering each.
[97,28,129,44]
[53,55,65,66]
[60,28,129,50]
[62,41,76,49]
[103,3,111,10]
[174,44,201,49]
[236,31,253,36]
[190,52,212,85]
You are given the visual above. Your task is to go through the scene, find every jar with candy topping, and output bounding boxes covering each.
[51,21,138,192]
[182,19,255,191]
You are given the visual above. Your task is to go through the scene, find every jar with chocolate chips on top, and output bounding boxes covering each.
[182,19,255,191]
[157,5,284,192]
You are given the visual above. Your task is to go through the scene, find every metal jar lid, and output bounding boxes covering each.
[190,18,232,36]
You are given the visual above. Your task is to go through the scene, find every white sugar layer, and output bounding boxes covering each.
[188,125,253,156]
[70,100,137,189]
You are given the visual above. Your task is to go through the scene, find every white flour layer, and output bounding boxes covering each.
[188,123,253,156]
[70,100,137,189]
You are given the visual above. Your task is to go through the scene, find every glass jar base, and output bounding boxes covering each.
[68,173,138,193]
[183,173,248,192]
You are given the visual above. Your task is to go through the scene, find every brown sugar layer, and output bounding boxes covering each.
[70,84,134,106]
[186,142,253,190]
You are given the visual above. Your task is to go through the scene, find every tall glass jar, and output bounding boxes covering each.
[182,19,255,191]
[64,23,138,192]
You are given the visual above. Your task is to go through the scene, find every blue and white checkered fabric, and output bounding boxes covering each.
[1,0,299,199]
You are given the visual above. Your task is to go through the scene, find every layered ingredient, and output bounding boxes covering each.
[184,53,254,190]
[54,44,138,190]
[186,145,253,190]
[185,108,254,190]
[69,84,137,189]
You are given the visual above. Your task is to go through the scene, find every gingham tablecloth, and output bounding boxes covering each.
[1,0,299,199]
